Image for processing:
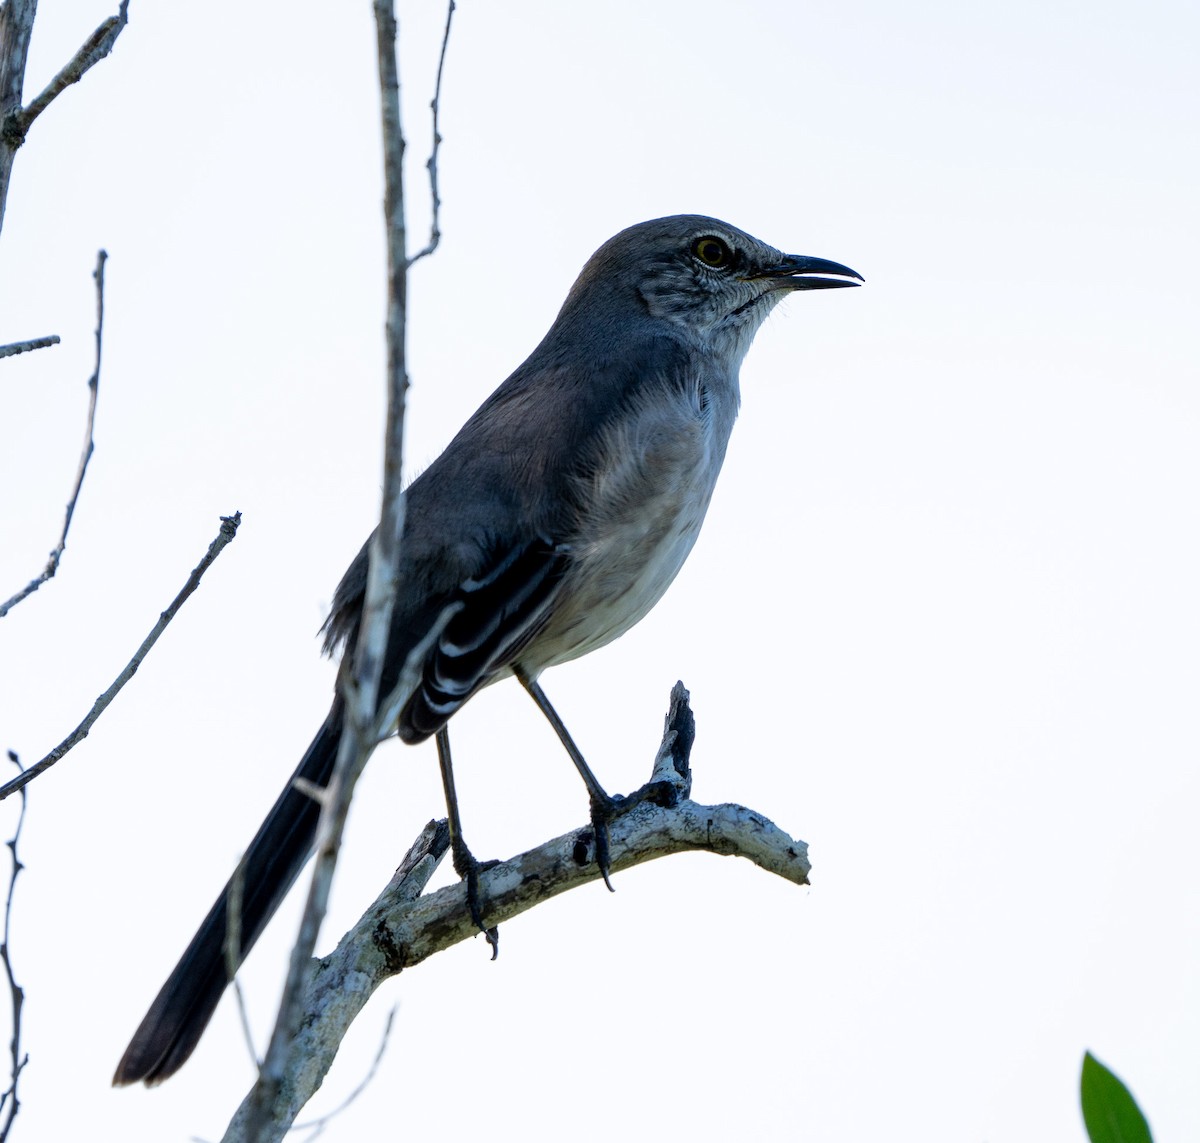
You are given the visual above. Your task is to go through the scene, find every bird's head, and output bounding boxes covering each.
[560,214,862,364]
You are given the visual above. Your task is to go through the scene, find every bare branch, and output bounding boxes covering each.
[0,0,37,234]
[222,820,450,1143]
[14,1,129,138]
[241,3,418,1133]
[289,1006,397,1143]
[0,512,243,802]
[238,605,451,1137]
[407,0,455,268]
[0,1,129,234]
[1,251,107,619]
[0,753,29,1143]
[0,336,59,359]
[221,690,810,1141]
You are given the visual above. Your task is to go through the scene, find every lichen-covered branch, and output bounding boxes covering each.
[220,685,810,1142]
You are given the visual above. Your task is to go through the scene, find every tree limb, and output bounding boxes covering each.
[220,684,810,1142]
[0,1,129,235]
[224,819,451,1143]
[13,1,129,138]
[0,0,37,234]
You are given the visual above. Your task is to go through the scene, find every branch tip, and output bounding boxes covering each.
[0,511,244,801]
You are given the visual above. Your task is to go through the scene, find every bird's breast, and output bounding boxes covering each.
[524,376,735,671]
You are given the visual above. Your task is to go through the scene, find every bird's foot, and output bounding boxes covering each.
[451,835,500,959]
[588,793,620,892]
[587,778,678,891]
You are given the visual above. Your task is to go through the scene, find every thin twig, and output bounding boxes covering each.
[0,513,243,802]
[0,336,59,359]
[224,858,260,1076]
[0,753,29,1143]
[8,1,129,143]
[241,5,416,1135]
[407,0,455,268]
[1,251,107,619]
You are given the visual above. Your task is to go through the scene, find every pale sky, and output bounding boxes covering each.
[1,2,1197,1140]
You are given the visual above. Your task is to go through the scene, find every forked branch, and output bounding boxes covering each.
[220,684,810,1143]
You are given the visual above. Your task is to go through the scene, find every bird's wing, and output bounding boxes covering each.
[397,535,569,742]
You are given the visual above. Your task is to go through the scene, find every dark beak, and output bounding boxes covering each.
[754,254,864,291]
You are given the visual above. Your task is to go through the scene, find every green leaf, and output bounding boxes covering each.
[1080,1051,1154,1143]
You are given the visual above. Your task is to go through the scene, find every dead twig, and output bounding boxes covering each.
[224,858,260,1078]
[0,513,243,802]
[0,336,59,359]
[0,1,129,234]
[407,0,455,268]
[1,252,107,619]
[0,753,29,1143]
[10,1,129,142]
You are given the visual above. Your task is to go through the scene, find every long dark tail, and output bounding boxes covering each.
[113,699,344,1086]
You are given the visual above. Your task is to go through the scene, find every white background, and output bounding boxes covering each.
[1,2,1197,1140]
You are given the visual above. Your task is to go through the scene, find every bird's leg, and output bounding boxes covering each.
[435,727,499,957]
[514,668,621,891]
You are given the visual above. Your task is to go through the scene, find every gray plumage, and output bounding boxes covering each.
[113,214,861,1086]
[325,215,860,737]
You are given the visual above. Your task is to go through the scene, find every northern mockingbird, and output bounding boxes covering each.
[113,214,861,1086]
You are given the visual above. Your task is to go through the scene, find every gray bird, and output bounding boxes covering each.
[113,214,861,1086]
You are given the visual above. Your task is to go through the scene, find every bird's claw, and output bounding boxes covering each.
[586,779,680,889]
[452,838,500,958]
[589,792,625,892]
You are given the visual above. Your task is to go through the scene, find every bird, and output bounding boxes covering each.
[112,214,862,1086]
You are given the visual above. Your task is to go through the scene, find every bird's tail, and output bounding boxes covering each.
[112,698,344,1086]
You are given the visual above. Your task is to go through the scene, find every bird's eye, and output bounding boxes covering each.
[692,236,733,268]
